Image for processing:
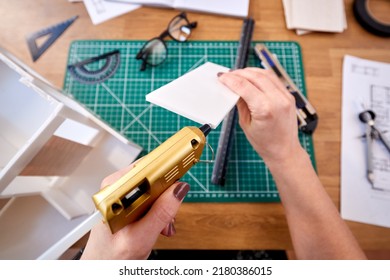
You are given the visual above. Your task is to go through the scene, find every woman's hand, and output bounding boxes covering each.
[81,163,190,260]
[218,68,304,165]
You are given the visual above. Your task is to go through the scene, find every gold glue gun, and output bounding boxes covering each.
[92,124,211,234]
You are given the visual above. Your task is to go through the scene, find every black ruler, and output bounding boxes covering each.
[211,18,255,186]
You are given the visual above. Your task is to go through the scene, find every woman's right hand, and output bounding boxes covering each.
[218,68,304,166]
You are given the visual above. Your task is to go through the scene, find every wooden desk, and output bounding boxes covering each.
[1,0,389,252]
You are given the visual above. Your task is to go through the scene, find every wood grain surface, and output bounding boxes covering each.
[1,0,389,251]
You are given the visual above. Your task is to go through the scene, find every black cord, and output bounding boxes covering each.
[72,247,85,260]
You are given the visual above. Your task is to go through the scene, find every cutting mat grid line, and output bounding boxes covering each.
[63,40,316,203]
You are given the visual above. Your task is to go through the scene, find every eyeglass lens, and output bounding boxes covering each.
[168,16,192,42]
[142,39,167,66]
[137,12,196,70]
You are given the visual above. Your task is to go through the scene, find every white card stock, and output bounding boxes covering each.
[145,62,238,129]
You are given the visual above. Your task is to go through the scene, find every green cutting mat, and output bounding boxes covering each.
[63,40,316,203]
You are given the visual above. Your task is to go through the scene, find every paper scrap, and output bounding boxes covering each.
[83,0,140,25]
[341,55,390,228]
[145,62,238,129]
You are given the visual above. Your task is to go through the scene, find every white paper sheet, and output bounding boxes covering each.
[341,55,390,228]
[145,62,238,129]
[174,0,249,18]
[84,0,140,25]
[107,0,249,17]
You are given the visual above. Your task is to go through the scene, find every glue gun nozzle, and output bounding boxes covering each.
[199,124,212,137]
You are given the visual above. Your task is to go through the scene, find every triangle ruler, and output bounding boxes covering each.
[26,15,78,62]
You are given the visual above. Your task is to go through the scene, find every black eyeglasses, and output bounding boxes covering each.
[136,12,197,71]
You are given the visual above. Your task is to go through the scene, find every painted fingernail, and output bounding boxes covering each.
[174,182,190,201]
[217,72,224,77]
[167,222,176,237]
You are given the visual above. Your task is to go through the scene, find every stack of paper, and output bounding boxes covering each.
[282,0,347,35]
